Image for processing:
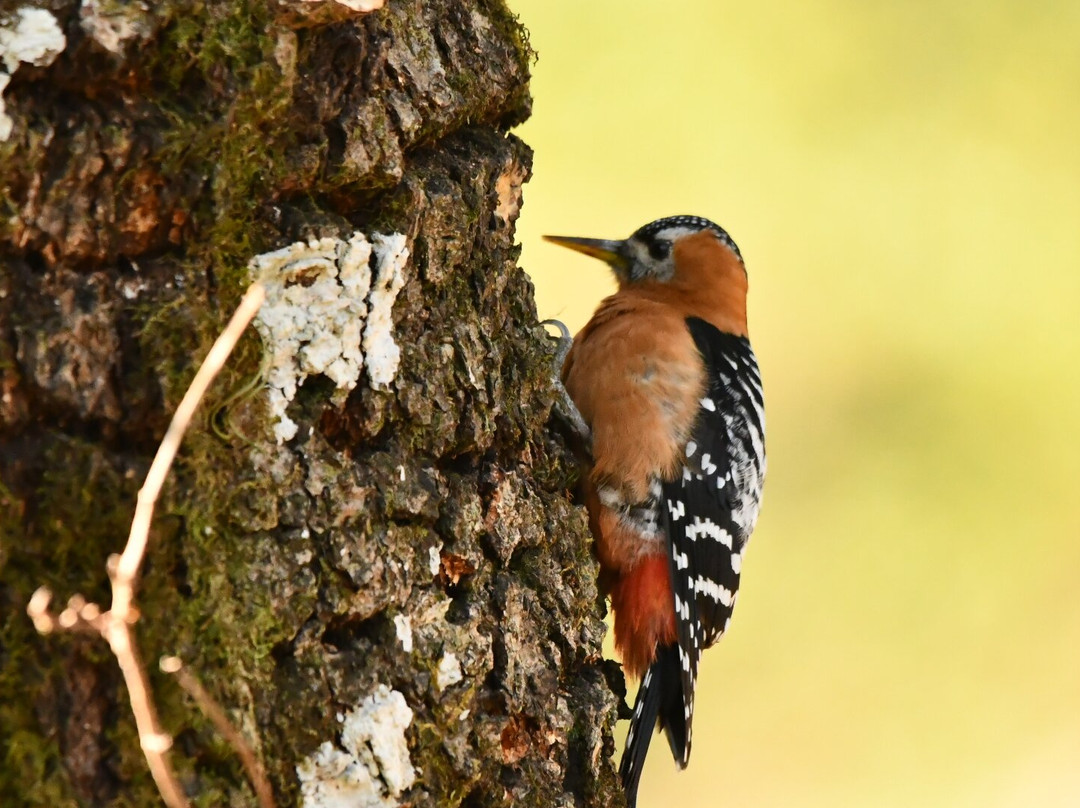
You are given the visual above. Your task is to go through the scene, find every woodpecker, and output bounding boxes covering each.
[544,215,765,807]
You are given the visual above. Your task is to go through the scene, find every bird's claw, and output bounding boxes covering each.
[540,319,591,446]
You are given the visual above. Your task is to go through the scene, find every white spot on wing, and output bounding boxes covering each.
[700,453,718,476]
[667,499,685,521]
[685,516,733,548]
[692,576,733,606]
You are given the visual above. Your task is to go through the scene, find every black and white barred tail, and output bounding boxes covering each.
[619,644,685,808]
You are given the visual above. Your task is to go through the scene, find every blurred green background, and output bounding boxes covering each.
[508,2,1080,806]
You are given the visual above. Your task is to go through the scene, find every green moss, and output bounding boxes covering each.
[489,1,536,67]
[478,0,535,125]
[0,141,19,241]
[129,1,297,426]
[151,0,297,299]
[413,720,477,807]
[0,428,297,806]
[125,0,304,692]
[33,440,143,597]
[3,240,282,808]
[0,480,18,574]
[2,729,79,807]
[130,4,296,594]
[0,606,74,803]
[0,438,160,804]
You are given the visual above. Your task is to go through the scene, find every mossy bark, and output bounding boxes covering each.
[0,2,624,806]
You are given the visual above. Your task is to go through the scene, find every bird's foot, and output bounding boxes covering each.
[541,319,591,446]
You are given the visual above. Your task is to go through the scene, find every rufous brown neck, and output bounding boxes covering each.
[626,230,749,337]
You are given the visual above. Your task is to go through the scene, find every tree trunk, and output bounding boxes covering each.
[0,2,624,805]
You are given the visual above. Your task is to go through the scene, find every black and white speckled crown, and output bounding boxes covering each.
[632,215,743,263]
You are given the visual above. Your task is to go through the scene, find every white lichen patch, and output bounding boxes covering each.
[328,0,386,10]
[363,233,408,388]
[0,8,66,141]
[80,0,151,55]
[393,614,413,653]
[298,686,416,808]
[0,8,66,71]
[435,652,463,691]
[0,73,11,140]
[298,0,386,10]
[250,231,409,443]
[428,544,441,577]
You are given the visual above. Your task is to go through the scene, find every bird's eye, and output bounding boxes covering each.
[648,240,671,260]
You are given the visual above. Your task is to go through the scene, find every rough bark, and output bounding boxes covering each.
[0,2,624,806]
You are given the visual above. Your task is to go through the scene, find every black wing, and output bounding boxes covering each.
[661,316,764,765]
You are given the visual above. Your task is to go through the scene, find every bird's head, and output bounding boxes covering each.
[544,215,744,287]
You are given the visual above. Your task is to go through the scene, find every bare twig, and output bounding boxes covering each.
[114,283,267,618]
[161,656,277,808]
[28,283,267,808]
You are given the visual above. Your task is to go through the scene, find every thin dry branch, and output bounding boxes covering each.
[28,283,267,808]
[161,656,277,808]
